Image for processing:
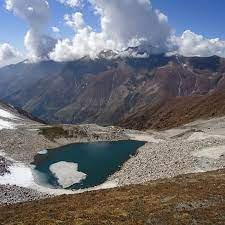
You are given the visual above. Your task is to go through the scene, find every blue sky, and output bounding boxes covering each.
[0,0,224,52]
[0,0,100,51]
[152,0,225,39]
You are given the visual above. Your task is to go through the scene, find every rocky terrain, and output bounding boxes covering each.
[0,55,225,126]
[110,116,225,185]
[1,98,225,207]
[0,156,12,176]
[0,185,50,206]
[119,90,225,130]
[1,90,225,224]
[0,102,129,204]
[0,123,130,204]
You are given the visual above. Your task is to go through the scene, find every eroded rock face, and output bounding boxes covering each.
[0,156,12,176]
[0,55,224,125]
[49,161,87,188]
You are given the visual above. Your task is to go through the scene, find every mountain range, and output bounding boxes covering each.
[0,51,224,128]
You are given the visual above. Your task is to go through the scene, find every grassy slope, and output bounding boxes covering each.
[1,169,225,225]
[119,91,225,131]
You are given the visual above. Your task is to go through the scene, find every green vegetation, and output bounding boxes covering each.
[39,126,88,141]
[39,126,71,141]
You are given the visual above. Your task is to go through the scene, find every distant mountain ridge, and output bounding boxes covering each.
[0,53,224,127]
[118,90,225,130]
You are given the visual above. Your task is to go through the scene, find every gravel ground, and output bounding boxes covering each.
[0,157,12,176]
[109,117,225,186]
[0,185,51,206]
[109,137,225,185]
[1,116,225,205]
[0,124,129,204]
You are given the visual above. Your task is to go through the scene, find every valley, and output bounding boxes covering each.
[1,0,225,224]
[1,101,225,211]
[0,55,224,127]
[1,50,225,225]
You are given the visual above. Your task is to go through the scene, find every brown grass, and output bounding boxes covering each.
[1,169,225,224]
[119,91,225,131]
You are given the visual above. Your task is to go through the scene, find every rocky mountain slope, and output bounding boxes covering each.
[0,54,224,125]
[119,90,225,130]
[1,86,225,224]
[0,101,42,130]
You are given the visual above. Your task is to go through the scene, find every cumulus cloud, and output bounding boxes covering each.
[64,12,85,30]
[57,0,83,8]
[5,0,56,61]
[5,0,225,63]
[52,26,60,33]
[175,30,225,57]
[0,43,23,67]
[0,43,19,61]
[51,0,225,60]
[24,29,56,61]
[92,0,170,49]
[50,0,172,61]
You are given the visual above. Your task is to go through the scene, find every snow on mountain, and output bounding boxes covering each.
[0,102,40,130]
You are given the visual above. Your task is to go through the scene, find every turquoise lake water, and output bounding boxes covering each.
[32,140,145,190]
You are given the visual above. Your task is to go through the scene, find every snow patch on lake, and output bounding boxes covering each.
[0,153,116,195]
[49,161,87,188]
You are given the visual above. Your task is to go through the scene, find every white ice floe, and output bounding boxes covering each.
[193,146,225,160]
[0,108,18,120]
[0,161,73,195]
[38,149,48,155]
[0,152,117,195]
[187,132,225,141]
[0,119,16,130]
[49,161,87,188]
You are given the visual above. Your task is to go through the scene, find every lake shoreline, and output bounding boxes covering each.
[0,124,137,204]
[32,140,145,190]
[2,117,225,205]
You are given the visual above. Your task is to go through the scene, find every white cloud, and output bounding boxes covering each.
[5,0,56,62]
[175,30,225,57]
[52,26,60,33]
[24,29,56,61]
[57,0,83,8]
[50,0,172,61]
[64,12,85,30]
[6,0,225,63]
[5,0,49,28]
[0,43,23,67]
[0,43,19,61]
[94,0,170,48]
